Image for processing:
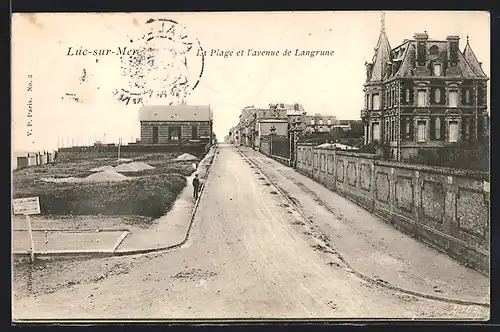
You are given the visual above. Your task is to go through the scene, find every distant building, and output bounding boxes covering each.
[304,114,338,133]
[362,14,489,160]
[138,104,213,147]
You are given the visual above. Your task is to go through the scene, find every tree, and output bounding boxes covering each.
[346,120,364,138]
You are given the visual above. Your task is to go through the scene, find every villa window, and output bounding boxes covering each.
[417,120,426,142]
[319,119,324,125]
[405,89,410,103]
[449,121,459,142]
[449,90,459,107]
[310,119,315,125]
[465,89,470,104]
[372,122,381,141]
[372,94,380,110]
[327,119,331,125]
[435,117,441,140]
[434,89,441,103]
[434,63,442,76]
[464,120,470,140]
[391,119,396,141]
[385,119,390,142]
[417,89,427,107]
[405,120,410,138]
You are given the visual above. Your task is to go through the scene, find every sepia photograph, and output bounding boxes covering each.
[11,11,490,322]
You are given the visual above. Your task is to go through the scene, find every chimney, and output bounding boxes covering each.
[414,32,429,66]
[446,35,460,65]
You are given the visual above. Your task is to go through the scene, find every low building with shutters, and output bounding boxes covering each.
[361,13,489,160]
[138,104,213,148]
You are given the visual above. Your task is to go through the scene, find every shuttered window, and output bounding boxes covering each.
[417,90,426,107]
[434,64,442,76]
[373,94,381,110]
[417,121,426,142]
[449,121,459,142]
[372,122,381,141]
[449,90,459,107]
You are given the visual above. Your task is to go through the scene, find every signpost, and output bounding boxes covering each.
[12,197,41,262]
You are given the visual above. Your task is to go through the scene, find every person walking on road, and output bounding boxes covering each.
[192,174,200,200]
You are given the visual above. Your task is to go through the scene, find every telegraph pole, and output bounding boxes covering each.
[118,138,121,160]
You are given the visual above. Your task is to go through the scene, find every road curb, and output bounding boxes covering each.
[239,148,489,309]
[14,146,219,260]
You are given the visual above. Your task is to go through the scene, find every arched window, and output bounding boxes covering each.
[435,89,441,103]
[435,117,441,139]
[429,45,439,55]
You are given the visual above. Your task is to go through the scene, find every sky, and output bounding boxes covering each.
[11,11,490,152]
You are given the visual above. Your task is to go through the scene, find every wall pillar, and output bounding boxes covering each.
[370,162,376,211]
[414,170,421,223]
[332,149,338,191]
[444,175,456,236]
[389,167,396,215]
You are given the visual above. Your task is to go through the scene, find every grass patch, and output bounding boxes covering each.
[13,174,186,219]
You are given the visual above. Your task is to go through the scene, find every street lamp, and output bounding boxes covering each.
[289,119,303,168]
[269,125,277,156]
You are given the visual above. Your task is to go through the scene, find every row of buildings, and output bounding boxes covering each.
[14,150,57,170]
[231,15,490,162]
[229,103,354,151]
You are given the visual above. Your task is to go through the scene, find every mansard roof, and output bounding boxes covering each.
[365,32,488,83]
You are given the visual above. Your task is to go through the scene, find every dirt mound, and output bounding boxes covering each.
[89,165,115,172]
[83,170,129,182]
[134,162,155,170]
[175,153,198,161]
[114,162,155,172]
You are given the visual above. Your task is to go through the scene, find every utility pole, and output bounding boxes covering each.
[118,138,121,160]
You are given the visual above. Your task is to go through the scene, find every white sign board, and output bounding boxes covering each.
[12,197,41,215]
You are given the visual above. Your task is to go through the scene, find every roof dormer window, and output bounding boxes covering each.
[429,45,439,56]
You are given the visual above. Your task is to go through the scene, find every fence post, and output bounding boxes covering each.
[26,215,35,263]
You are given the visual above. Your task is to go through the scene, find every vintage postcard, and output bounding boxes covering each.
[11,11,490,322]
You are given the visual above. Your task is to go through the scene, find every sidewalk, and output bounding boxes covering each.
[110,146,217,254]
[241,147,489,305]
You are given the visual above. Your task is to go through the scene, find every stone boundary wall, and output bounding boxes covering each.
[295,143,490,275]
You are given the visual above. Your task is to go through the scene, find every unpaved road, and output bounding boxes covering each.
[12,145,489,320]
